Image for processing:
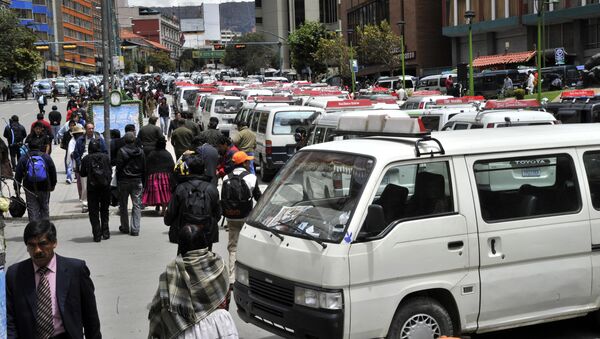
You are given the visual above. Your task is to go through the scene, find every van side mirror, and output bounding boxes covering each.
[359,204,386,239]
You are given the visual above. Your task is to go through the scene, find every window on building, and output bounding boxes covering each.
[15,9,33,19]
[256,16,263,24]
[319,0,337,23]
[255,0,262,7]
[294,0,305,28]
[34,13,47,23]
[586,18,600,49]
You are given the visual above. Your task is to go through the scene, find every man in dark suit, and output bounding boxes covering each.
[6,220,101,339]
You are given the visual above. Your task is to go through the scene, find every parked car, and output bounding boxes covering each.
[10,83,26,99]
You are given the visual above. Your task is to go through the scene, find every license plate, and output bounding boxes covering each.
[522,168,541,177]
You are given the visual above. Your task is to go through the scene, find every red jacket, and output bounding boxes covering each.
[30,119,53,136]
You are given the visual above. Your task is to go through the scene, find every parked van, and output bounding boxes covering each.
[375,75,418,91]
[248,106,322,181]
[201,95,242,136]
[234,120,600,339]
[542,65,581,89]
[174,86,200,115]
[415,73,457,94]
[400,94,453,111]
[442,109,558,130]
[472,69,526,98]
[239,89,274,100]
[230,97,296,139]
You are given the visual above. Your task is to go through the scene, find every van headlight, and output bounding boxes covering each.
[235,266,249,286]
[294,287,343,310]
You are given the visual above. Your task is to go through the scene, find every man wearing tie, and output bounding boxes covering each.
[6,220,102,338]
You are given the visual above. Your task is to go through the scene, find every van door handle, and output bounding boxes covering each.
[448,241,464,250]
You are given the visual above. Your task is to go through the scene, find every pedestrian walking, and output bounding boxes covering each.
[221,151,261,285]
[37,93,47,114]
[116,132,145,236]
[526,71,535,95]
[14,137,57,222]
[3,115,27,169]
[111,124,136,165]
[502,75,514,96]
[1,86,7,101]
[216,135,238,179]
[196,135,219,186]
[200,117,223,147]
[30,113,53,137]
[148,224,238,339]
[138,116,162,157]
[80,139,112,242]
[1,138,12,178]
[6,220,102,338]
[142,138,174,216]
[167,112,183,140]
[73,123,107,213]
[164,155,221,245]
[67,96,78,111]
[157,97,171,136]
[445,75,454,96]
[171,120,194,160]
[67,125,84,186]
[25,121,52,155]
[48,106,62,145]
[232,121,256,174]
[52,86,59,102]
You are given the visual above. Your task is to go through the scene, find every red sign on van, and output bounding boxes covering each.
[560,90,596,98]
[412,90,442,96]
[435,96,484,105]
[326,100,373,109]
[484,99,541,110]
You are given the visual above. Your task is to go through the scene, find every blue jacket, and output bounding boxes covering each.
[72,133,107,168]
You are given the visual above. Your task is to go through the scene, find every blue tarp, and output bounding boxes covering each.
[10,0,32,9]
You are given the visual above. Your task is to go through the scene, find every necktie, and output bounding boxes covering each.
[36,266,54,339]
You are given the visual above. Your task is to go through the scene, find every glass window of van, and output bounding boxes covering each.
[250,111,260,131]
[258,112,268,133]
[583,151,600,209]
[214,99,241,114]
[474,154,580,222]
[311,127,325,144]
[272,111,320,135]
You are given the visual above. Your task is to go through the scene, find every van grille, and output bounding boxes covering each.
[249,275,295,307]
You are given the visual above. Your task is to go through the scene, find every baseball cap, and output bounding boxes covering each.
[232,151,254,165]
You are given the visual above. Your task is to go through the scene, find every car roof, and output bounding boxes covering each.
[254,105,323,113]
[405,95,453,103]
[314,109,410,127]
[447,110,556,124]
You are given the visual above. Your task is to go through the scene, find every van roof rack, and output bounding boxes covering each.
[333,131,445,158]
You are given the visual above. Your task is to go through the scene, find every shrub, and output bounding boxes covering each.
[514,88,525,99]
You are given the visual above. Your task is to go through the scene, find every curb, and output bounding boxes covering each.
[4,212,92,224]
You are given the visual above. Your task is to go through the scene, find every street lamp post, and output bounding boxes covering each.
[396,21,406,90]
[347,29,356,96]
[465,10,476,97]
[256,29,286,75]
[537,0,559,101]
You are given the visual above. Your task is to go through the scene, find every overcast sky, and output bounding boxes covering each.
[128,0,251,6]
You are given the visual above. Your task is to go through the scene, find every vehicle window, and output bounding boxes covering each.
[183,89,197,103]
[583,151,600,209]
[258,112,268,134]
[204,98,213,112]
[377,81,391,89]
[200,96,208,109]
[250,111,260,132]
[421,116,441,131]
[363,161,454,235]
[474,154,580,222]
[311,127,325,145]
[272,111,320,135]
[214,99,241,114]
[454,123,469,130]
[247,151,374,242]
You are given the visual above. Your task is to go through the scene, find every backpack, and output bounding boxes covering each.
[221,171,253,219]
[26,154,48,183]
[88,155,109,187]
[182,181,212,225]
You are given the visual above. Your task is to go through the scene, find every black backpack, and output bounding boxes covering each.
[183,181,212,225]
[221,171,253,219]
[88,155,110,188]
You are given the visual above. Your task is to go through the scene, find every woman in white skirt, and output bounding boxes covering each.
[148,223,238,339]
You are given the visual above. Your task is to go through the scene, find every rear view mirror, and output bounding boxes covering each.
[359,204,386,239]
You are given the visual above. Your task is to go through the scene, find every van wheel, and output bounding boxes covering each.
[260,159,274,182]
[387,297,455,339]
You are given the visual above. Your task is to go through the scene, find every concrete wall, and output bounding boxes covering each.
[203,3,221,42]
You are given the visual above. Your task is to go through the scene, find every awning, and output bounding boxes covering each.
[473,51,536,68]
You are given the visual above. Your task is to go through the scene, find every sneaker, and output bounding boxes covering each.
[130,232,139,236]
[82,206,88,213]
[93,236,101,242]
[119,226,129,234]
[66,178,72,184]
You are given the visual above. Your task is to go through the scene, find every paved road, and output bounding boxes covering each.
[2,97,600,338]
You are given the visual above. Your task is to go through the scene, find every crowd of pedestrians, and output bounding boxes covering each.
[2,87,261,337]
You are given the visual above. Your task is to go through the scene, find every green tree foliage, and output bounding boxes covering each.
[0,8,43,81]
[179,49,205,72]
[147,51,175,72]
[223,33,276,75]
[288,22,328,78]
[356,20,402,75]
[315,34,355,84]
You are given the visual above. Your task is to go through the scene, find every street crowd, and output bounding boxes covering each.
[1,82,262,338]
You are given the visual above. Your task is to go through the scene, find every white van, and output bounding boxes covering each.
[375,75,418,91]
[174,86,200,115]
[416,74,457,94]
[234,120,600,338]
[239,89,274,100]
[248,106,322,181]
[201,95,242,136]
[442,110,558,130]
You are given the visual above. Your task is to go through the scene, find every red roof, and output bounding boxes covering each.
[120,29,145,40]
[146,40,171,52]
[473,51,536,68]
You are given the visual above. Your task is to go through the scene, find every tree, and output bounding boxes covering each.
[178,49,205,72]
[288,21,328,79]
[223,33,276,75]
[0,8,43,81]
[356,20,402,75]
[147,51,175,72]
[315,34,356,84]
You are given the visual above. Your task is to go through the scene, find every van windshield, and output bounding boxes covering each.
[272,110,320,134]
[247,151,374,243]
[214,99,241,114]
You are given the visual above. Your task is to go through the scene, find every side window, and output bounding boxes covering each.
[454,123,469,130]
[250,111,260,131]
[258,112,268,133]
[474,154,580,222]
[367,161,454,233]
[583,151,600,209]
[311,127,325,144]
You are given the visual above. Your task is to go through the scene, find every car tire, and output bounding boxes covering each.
[387,297,456,339]
[260,159,273,182]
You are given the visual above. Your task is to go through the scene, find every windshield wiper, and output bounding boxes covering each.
[277,219,327,250]
[249,220,284,241]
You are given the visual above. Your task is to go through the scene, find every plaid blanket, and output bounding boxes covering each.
[148,249,229,339]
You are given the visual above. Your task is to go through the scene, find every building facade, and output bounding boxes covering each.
[443,0,600,68]
[339,0,452,77]
[60,0,96,74]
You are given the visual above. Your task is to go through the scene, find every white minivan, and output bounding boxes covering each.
[201,95,242,136]
[234,118,600,339]
[416,73,457,94]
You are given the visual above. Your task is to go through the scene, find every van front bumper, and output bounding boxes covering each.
[234,267,344,339]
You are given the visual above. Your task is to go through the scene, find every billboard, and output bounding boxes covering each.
[89,101,143,135]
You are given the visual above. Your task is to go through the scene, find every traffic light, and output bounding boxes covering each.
[35,44,50,51]
[234,44,246,49]
[213,44,225,50]
[63,44,78,50]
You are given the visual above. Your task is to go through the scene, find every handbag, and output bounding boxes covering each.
[9,195,26,218]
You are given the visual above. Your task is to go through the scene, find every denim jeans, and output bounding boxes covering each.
[118,178,143,234]
[25,190,50,222]
[247,152,255,174]
[160,116,170,135]
[51,125,60,144]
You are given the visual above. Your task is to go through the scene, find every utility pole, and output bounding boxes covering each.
[101,0,112,160]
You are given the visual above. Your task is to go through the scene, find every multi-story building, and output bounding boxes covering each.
[221,29,240,43]
[117,5,182,60]
[175,4,220,49]
[339,0,451,77]
[443,0,600,68]
[59,0,95,74]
